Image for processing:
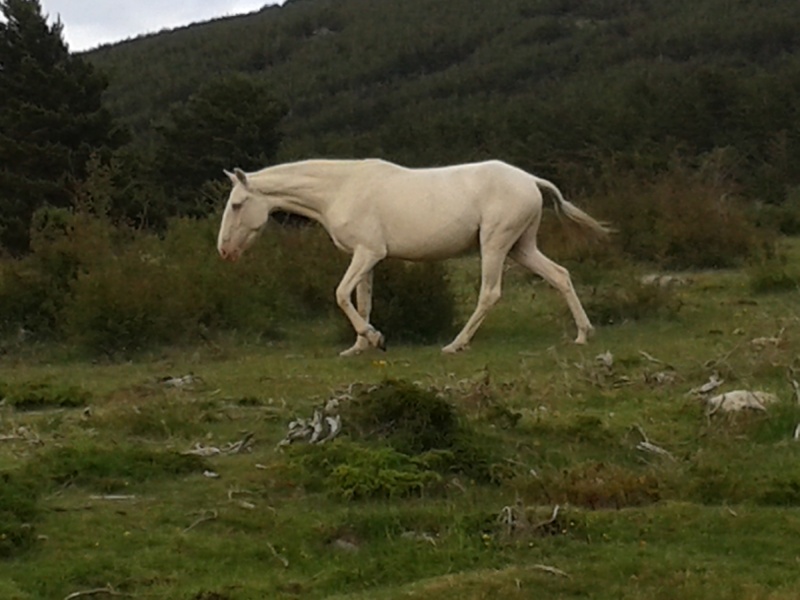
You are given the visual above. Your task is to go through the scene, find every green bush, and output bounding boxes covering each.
[0,472,40,558]
[0,380,91,411]
[342,379,504,482]
[748,258,800,294]
[591,166,764,269]
[371,260,456,344]
[335,260,457,345]
[292,440,443,500]
[0,207,120,337]
[27,444,207,493]
[583,274,683,326]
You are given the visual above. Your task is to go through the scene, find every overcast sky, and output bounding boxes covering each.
[38,1,286,52]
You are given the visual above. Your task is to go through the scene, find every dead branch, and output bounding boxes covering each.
[266,541,289,568]
[531,564,570,578]
[533,504,561,532]
[222,431,255,454]
[632,425,676,461]
[687,372,724,396]
[639,350,664,365]
[88,495,136,501]
[63,585,131,599]
[182,509,218,533]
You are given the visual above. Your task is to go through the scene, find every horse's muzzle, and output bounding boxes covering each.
[218,246,240,262]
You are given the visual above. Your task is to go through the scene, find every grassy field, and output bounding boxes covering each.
[2,239,800,600]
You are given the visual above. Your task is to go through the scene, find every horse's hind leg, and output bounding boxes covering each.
[339,272,374,357]
[442,248,507,354]
[510,238,594,344]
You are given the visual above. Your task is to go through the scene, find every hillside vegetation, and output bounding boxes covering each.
[87,0,800,201]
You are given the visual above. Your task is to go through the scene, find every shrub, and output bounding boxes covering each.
[0,207,120,337]
[0,380,91,411]
[748,258,800,294]
[27,444,207,493]
[0,472,40,558]
[371,260,457,344]
[283,379,512,499]
[292,440,443,500]
[589,166,763,269]
[341,379,504,482]
[582,272,682,326]
[343,379,461,455]
[335,260,457,345]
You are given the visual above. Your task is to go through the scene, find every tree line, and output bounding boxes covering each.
[2,0,800,256]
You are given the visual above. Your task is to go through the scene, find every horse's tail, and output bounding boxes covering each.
[534,177,613,239]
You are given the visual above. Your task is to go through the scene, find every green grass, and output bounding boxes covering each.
[2,240,800,599]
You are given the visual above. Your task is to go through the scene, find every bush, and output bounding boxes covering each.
[0,472,40,558]
[335,260,457,345]
[292,440,443,500]
[27,444,207,493]
[748,258,800,294]
[371,260,456,344]
[0,380,91,411]
[283,379,513,499]
[590,166,764,269]
[583,273,683,326]
[0,207,120,337]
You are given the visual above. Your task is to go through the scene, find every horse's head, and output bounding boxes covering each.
[217,168,270,262]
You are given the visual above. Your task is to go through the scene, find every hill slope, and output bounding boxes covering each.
[87,0,800,198]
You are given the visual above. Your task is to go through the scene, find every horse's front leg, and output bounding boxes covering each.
[336,249,385,356]
[339,271,374,357]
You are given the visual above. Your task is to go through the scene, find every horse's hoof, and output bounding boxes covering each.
[339,346,363,357]
[573,324,595,345]
[442,343,467,354]
[365,328,385,351]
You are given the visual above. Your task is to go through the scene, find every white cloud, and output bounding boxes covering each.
[37,1,285,52]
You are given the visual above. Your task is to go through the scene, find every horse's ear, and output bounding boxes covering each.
[224,168,249,189]
[233,168,249,188]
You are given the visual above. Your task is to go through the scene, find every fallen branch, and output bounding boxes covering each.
[182,509,218,533]
[632,425,676,461]
[639,350,664,365]
[63,585,131,600]
[221,431,255,454]
[533,504,561,532]
[266,541,289,568]
[531,564,570,578]
[89,495,136,501]
[687,373,724,396]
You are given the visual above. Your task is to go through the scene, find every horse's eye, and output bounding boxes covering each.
[231,203,243,212]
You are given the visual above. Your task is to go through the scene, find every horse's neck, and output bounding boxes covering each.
[249,161,351,222]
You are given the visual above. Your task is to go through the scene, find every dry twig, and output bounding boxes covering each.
[633,425,676,461]
[266,541,289,568]
[182,509,218,533]
[531,564,570,578]
[63,585,131,599]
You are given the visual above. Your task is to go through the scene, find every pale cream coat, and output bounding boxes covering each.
[217,159,610,355]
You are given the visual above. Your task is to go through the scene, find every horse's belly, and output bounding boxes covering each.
[385,222,479,260]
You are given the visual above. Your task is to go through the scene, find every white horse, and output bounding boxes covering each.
[217,159,610,356]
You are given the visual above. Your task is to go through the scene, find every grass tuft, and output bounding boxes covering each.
[0,471,40,558]
[26,444,207,493]
[0,380,90,411]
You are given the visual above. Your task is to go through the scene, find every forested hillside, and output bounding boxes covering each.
[87,0,800,200]
[2,0,800,350]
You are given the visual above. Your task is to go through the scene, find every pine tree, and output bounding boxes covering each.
[154,74,286,216]
[0,0,126,253]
